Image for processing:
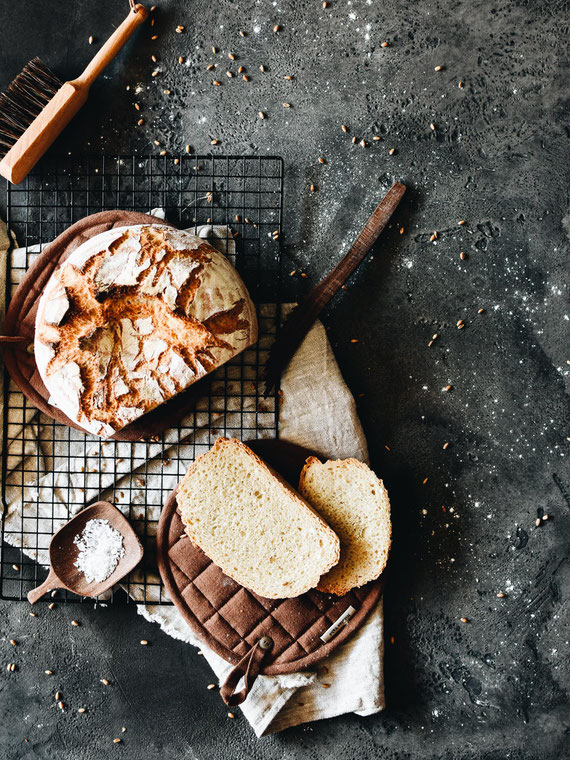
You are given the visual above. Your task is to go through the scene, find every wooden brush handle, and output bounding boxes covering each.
[73,4,149,89]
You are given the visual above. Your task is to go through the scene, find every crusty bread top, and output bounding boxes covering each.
[34,225,257,437]
[176,438,340,599]
[299,457,391,595]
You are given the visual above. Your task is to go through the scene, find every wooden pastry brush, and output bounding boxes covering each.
[0,2,148,185]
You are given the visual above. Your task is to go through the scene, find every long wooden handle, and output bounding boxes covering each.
[73,4,149,89]
[27,568,61,605]
[263,182,406,396]
[296,181,406,323]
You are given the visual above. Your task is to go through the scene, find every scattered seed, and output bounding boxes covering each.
[260,64,266,72]
[543,513,549,521]
[159,150,166,156]
[430,231,438,241]
[9,639,16,646]
[478,308,485,314]
[273,24,280,32]
[151,55,157,63]
[78,707,86,713]
[458,80,464,88]
[55,691,61,700]
[458,220,466,226]
[242,74,249,81]
[45,670,53,676]
[151,70,159,77]
[423,478,428,484]
[113,738,122,744]
[389,147,395,155]
[434,65,443,72]
[310,184,316,192]
[430,122,436,131]
[207,63,215,71]
[360,139,366,148]
[101,678,110,685]
[51,590,57,598]
[433,333,439,340]
[400,227,405,234]
[121,727,127,733]
[12,564,19,571]
[323,1,328,7]
[151,35,158,40]
[238,65,244,73]
[228,52,235,60]
[176,25,185,33]
[442,442,450,451]
[321,683,331,688]
[185,144,191,152]
[140,640,148,646]
[497,592,505,598]
[460,252,467,260]
[227,712,235,719]
[211,139,219,145]
[226,70,233,78]
[258,111,266,119]
[341,124,348,132]
[240,30,246,37]
[444,385,453,392]
[381,41,389,48]
[88,36,94,44]
[212,46,217,53]
[300,272,308,278]
[134,103,141,111]
[137,118,144,125]
[318,156,325,164]
[207,683,216,690]
[460,617,468,623]
[213,80,221,86]
[174,158,179,165]
[29,612,37,617]
[283,102,291,107]
[535,518,541,527]
[178,56,184,64]
[284,74,293,80]
[385,445,391,451]
[350,339,359,343]
[457,319,464,329]
[373,135,381,141]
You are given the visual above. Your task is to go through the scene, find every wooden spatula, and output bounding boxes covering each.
[263,181,406,395]
[0,3,149,185]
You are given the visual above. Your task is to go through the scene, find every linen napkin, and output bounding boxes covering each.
[0,215,385,736]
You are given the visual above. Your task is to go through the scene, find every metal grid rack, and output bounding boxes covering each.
[0,154,284,604]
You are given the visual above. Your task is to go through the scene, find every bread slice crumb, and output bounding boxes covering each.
[299,457,391,595]
[176,438,340,598]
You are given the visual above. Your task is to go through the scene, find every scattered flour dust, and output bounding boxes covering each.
[74,519,125,583]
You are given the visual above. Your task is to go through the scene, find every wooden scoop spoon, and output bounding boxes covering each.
[27,501,143,604]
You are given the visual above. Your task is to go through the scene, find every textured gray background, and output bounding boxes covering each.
[0,0,569,757]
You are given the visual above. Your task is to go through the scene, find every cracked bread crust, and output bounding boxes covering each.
[34,224,257,437]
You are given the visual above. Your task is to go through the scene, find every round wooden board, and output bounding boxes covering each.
[1,210,214,441]
[156,438,384,676]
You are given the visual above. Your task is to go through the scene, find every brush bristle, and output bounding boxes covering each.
[0,58,62,159]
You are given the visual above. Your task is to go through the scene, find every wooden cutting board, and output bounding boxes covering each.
[156,438,384,704]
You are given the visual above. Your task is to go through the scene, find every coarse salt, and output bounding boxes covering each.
[74,519,125,583]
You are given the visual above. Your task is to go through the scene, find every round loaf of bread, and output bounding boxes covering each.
[34,224,257,437]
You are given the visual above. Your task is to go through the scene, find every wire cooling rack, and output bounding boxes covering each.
[0,154,283,603]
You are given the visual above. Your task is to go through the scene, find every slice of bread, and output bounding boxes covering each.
[299,457,391,595]
[176,438,340,599]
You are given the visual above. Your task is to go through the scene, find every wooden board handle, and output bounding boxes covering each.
[73,4,149,89]
[27,568,61,604]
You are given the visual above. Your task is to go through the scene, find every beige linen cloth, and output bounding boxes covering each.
[0,215,385,737]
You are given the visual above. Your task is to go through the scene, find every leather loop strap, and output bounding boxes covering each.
[220,642,266,706]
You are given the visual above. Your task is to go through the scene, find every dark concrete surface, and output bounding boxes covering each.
[1,0,569,757]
